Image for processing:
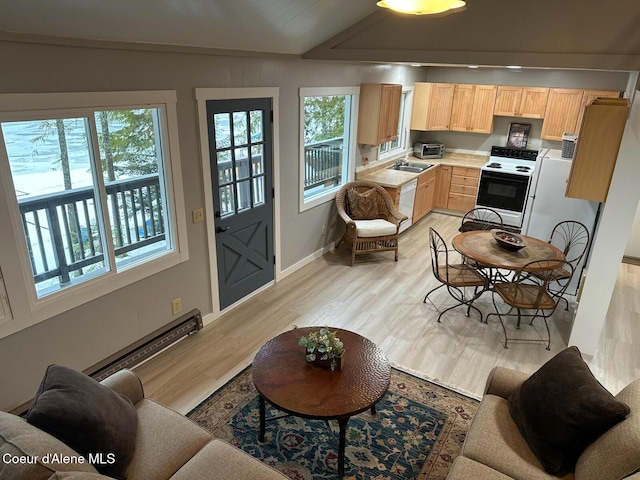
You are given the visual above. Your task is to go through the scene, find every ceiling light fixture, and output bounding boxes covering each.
[377,0,466,15]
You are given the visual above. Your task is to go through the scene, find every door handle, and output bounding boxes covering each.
[215,226,230,233]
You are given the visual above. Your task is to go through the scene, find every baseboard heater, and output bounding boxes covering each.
[87,309,203,382]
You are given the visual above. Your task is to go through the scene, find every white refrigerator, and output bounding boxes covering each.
[522,149,600,295]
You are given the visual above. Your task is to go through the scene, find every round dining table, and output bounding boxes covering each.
[452,230,565,272]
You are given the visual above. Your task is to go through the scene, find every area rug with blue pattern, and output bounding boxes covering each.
[187,366,479,480]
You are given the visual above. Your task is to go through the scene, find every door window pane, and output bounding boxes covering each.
[219,185,235,217]
[217,151,233,184]
[253,177,265,206]
[251,145,264,175]
[236,180,251,212]
[235,147,250,180]
[250,110,263,143]
[214,113,231,150]
[233,112,248,147]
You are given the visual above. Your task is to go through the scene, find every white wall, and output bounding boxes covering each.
[569,92,640,354]
[624,202,640,258]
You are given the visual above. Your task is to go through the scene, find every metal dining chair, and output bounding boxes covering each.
[532,221,590,310]
[486,259,574,350]
[424,227,489,323]
[459,207,504,233]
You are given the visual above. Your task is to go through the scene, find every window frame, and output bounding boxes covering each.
[378,86,414,162]
[298,87,359,212]
[0,91,188,329]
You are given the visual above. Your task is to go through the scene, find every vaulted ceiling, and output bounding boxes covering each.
[0,0,639,73]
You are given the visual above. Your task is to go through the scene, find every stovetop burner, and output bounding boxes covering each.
[481,145,539,177]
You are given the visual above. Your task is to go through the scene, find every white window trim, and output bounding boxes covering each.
[298,87,359,212]
[378,86,414,162]
[0,91,189,330]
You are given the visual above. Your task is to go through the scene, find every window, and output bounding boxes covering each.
[299,87,358,211]
[379,89,412,160]
[0,91,188,324]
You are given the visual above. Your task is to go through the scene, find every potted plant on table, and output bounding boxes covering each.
[298,327,345,371]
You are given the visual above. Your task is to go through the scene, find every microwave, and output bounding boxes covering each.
[413,143,445,159]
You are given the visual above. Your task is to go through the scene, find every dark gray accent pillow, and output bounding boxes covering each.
[508,346,630,475]
[26,365,138,480]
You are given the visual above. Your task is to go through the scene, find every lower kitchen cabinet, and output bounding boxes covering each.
[434,165,452,208]
[382,185,400,208]
[447,166,480,212]
[413,168,437,222]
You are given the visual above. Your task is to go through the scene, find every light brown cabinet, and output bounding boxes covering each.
[450,84,497,134]
[413,168,437,222]
[357,83,402,145]
[566,98,629,202]
[410,83,455,131]
[540,89,585,141]
[434,165,452,208]
[494,86,549,119]
[447,167,480,212]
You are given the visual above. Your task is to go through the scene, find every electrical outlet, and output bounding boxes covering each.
[171,298,182,315]
[321,225,326,236]
[192,208,204,223]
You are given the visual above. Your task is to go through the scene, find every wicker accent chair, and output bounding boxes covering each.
[335,181,408,266]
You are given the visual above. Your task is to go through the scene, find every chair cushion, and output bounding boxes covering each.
[508,347,630,475]
[26,365,138,480]
[347,188,379,220]
[354,219,397,237]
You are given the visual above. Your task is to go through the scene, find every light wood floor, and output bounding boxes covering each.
[134,213,640,414]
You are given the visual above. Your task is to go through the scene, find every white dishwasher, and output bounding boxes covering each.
[398,178,417,233]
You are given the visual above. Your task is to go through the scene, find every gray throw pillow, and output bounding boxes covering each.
[508,346,630,475]
[26,365,138,480]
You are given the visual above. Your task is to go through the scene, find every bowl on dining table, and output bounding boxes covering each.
[491,229,527,252]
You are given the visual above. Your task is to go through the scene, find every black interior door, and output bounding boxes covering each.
[206,98,274,309]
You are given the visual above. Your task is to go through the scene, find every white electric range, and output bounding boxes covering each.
[475,146,540,229]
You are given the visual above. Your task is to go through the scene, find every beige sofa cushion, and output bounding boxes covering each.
[171,439,287,480]
[448,456,513,480]
[575,378,640,480]
[354,219,397,237]
[0,411,99,480]
[125,399,212,479]
[463,394,573,480]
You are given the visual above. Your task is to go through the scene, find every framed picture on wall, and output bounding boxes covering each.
[507,123,531,148]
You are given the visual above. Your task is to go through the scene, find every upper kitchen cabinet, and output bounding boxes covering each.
[450,84,497,134]
[575,89,622,134]
[411,82,455,131]
[540,88,585,140]
[566,98,629,202]
[494,86,549,119]
[357,83,402,145]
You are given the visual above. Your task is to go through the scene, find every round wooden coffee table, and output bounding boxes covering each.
[252,327,390,476]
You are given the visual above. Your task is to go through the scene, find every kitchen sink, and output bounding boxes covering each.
[387,163,433,173]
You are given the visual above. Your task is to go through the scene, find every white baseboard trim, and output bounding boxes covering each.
[280,242,335,279]
[201,312,218,328]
